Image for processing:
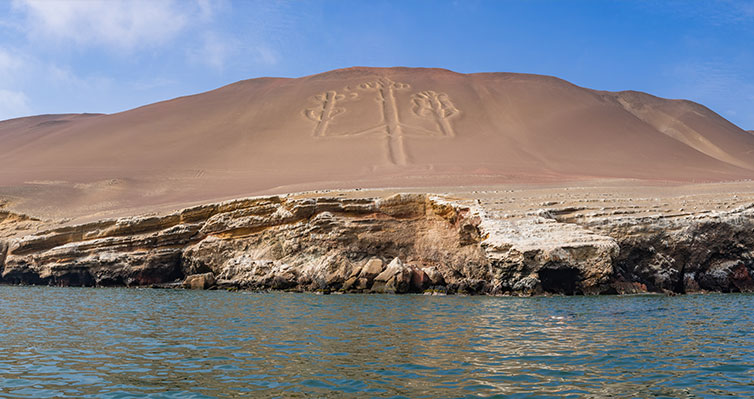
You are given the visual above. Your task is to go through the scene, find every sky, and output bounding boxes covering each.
[0,0,752,129]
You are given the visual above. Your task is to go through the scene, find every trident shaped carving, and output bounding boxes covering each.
[303,77,461,166]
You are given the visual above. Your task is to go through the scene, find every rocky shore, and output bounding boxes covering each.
[1,190,753,295]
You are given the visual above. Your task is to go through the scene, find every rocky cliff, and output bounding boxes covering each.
[1,192,753,295]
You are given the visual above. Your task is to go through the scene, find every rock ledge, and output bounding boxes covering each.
[1,193,753,295]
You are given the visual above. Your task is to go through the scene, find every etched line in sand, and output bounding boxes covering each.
[411,90,460,137]
[359,77,411,165]
[303,77,461,166]
[304,90,347,137]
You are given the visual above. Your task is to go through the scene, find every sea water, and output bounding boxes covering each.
[1,286,753,398]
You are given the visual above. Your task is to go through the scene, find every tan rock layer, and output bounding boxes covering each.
[1,193,753,295]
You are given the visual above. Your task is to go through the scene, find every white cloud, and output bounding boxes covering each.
[0,48,26,78]
[11,0,216,51]
[190,32,236,71]
[195,0,227,21]
[46,64,112,91]
[0,48,108,90]
[188,37,279,71]
[0,0,289,120]
[254,45,279,66]
[0,89,31,121]
[0,48,31,120]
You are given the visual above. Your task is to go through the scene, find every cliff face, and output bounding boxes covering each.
[586,207,754,294]
[0,194,485,293]
[1,192,753,295]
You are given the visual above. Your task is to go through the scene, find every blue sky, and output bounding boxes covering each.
[1,0,752,129]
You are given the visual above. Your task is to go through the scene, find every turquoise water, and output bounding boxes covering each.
[1,287,753,398]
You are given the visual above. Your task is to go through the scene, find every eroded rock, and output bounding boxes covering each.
[183,272,216,289]
[358,258,384,280]
[0,192,752,295]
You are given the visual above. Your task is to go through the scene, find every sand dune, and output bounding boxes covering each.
[1,67,753,219]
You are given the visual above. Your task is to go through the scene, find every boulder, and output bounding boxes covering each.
[183,272,215,289]
[410,266,430,291]
[355,277,369,290]
[325,262,351,288]
[342,276,358,291]
[372,257,412,293]
[358,258,384,280]
[343,276,369,291]
[421,266,445,286]
[697,260,754,292]
[271,271,297,290]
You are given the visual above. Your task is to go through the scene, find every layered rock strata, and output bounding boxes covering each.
[1,193,753,295]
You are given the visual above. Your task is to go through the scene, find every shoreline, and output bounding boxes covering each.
[0,281,733,297]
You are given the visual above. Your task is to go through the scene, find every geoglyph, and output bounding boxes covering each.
[304,77,460,165]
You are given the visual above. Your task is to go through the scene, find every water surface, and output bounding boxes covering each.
[1,287,753,398]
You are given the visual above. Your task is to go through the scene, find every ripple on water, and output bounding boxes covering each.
[1,288,754,397]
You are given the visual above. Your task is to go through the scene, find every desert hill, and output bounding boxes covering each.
[1,67,753,219]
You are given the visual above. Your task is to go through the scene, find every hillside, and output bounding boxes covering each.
[1,67,753,219]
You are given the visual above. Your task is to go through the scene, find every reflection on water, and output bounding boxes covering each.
[1,287,753,398]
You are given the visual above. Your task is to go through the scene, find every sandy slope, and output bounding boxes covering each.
[1,67,753,220]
